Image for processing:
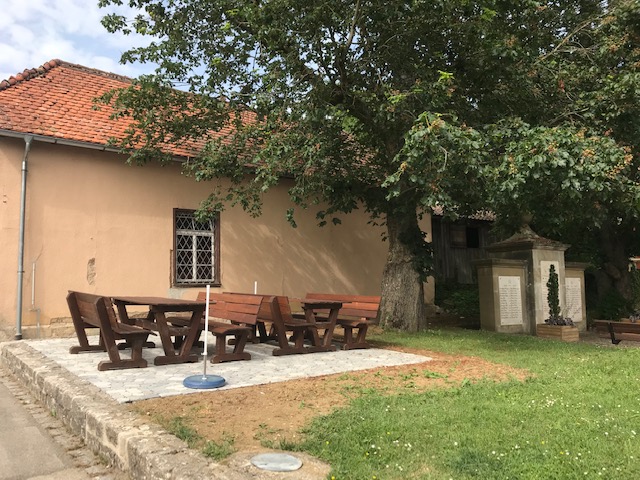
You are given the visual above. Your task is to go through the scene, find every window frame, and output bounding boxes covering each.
[172,208,221,287]
[449,224,481,249]
[449,225,467,248]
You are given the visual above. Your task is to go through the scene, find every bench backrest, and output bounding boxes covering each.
[196,292,263,325]
[221,292,297,324]
[261,296,295,323]
[593,320,640,334]
[305,293,380,321]
[67,291,117,331]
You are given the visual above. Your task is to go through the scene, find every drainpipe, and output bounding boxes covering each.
[15,135,33,340]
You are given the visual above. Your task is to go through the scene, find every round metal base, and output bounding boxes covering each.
[250,453,303,472]
[183,374,225,389]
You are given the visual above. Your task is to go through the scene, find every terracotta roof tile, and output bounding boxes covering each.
[432,205,496,222]
[0,59,205,158]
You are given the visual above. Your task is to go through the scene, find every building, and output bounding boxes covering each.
[431,208,495,285]
[0,60,435,339]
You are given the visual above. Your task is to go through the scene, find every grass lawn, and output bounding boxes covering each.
[294,329,640,479]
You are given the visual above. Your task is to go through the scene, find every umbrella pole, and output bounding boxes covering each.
[183,285,225,389]
[202,285,210,378]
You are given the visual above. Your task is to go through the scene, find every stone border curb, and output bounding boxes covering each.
[0,341,251,480]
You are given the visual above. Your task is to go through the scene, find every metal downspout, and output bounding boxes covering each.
[16,135,33,340]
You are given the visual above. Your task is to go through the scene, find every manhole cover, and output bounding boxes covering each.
[250,453,303,472]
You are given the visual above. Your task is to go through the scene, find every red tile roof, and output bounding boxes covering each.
[0,59,203,158]
[431,205,496,222]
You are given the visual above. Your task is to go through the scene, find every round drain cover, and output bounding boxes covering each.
[250,453,303,472]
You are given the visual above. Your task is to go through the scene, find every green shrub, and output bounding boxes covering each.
[631,269,640,312]
[595,288,630,320]
[545,264,573,325]
[436,282,480,317]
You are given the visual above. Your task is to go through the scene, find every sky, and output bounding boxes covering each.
[0,0,156,82]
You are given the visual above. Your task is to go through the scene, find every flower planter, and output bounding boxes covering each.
[536,324,579,342]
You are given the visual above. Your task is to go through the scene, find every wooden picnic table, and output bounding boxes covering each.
[298,299,343,352]
[300,293,380,350]
[223,293,342,355]
[111,296,205,366]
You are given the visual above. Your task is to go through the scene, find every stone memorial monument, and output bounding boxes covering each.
[474,224,587,335]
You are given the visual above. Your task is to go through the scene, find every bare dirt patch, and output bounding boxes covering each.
[128,345,528,452]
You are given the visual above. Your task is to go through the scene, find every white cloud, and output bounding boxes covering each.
[0,0,156,82]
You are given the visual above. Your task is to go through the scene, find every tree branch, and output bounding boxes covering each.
[345,0,362,51]
[537,14,603,63]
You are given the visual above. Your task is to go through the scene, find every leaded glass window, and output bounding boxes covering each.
[173,209,220,286]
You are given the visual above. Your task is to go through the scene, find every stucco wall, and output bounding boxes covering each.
[1,137,434,338]
[0,138,23,332]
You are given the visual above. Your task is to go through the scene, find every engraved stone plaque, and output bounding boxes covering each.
[498,276,523,325]
[565,277,583,322]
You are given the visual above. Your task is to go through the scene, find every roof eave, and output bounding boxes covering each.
[0,129,186,163]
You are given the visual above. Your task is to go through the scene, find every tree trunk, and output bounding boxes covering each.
[598,225,633,301]
[378,211,427,332]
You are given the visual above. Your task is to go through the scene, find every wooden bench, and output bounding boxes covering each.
[593,320,640,345]
[225,293,322,355]
[300,293,380,350]
[67,291,153,371]
[189,292,260,363]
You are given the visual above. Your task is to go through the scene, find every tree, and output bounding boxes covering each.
[98,0,638,330]
[483,119,639,304]
[546,0,640,304]
[482,1,640,305]
[547,264,561,321]
[544,263,575,325]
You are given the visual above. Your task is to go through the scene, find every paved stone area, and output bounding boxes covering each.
[1,338,430,480]
[26,337,431,403]
[3,329,630,480]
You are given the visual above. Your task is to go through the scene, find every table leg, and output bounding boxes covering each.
[152,310,199,365]
[303,309,337,352]
[177,308,204,358]
[113,302,156,349]
[115,303,133,325]
[322,307,340,347]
